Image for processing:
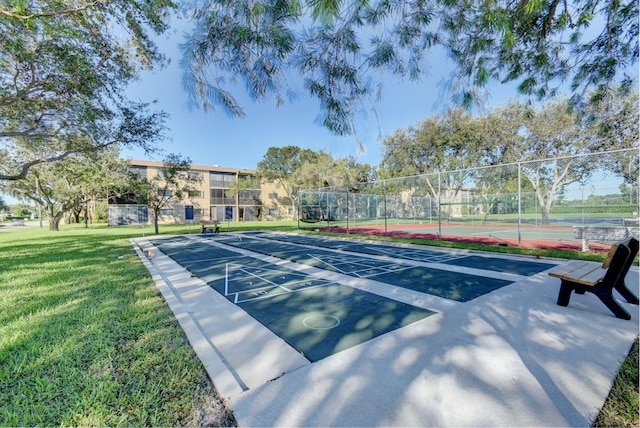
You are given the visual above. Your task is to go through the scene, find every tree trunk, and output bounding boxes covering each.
[47,207,62,231]
[154,211,160,235]
[483,203,495,224]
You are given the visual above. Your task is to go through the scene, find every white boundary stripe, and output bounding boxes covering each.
[366,245,460,263]
[307,253,351,275]
[225,263,229,296]
[224,262,334,303]
[197,234,459,312]
[308,252,414,278]
[233,282,331,304]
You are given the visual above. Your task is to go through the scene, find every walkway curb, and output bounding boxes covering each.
[131,239,245,397]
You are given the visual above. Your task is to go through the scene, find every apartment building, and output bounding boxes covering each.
[108,159,292,225]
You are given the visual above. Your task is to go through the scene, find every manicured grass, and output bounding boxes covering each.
[594,338,639,428]
[0,221,636,426]
[0,224,234,426]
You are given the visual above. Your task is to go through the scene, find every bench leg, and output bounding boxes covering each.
[592,287,631,320]
[616,282,639,305]
[557,281,631,320]
[557,282,573,307]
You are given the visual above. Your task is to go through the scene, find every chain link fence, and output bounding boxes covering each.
[298,149,639,251]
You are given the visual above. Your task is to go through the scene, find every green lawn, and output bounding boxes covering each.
[0,221,636,426]
[594,338,639,428]
[0,224,234,426]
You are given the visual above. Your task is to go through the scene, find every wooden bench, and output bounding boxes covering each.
[548,238,639,319]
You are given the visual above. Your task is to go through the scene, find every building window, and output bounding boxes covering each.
[268,208,280,215]
[210,189,235,204]
[157,189,173,197]
[188,171,203,180]
[188,190,203,198]
[129,166,147,179]
[239,190,261,205]
[194,208,203,216]
[209,172,236,188]
[268,192,278,199]
[158,209,174,216]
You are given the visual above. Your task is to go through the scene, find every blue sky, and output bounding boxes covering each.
[122,24,525,170]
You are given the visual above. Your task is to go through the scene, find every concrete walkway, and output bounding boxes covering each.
[132,235,639,427]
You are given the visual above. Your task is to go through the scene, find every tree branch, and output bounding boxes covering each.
[0,1,109,21]
[0,140,117,181]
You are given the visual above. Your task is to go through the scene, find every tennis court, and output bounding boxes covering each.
[319,222,621,251]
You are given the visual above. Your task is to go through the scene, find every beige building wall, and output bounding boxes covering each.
[259,180,297,221]
[123,159,293,224]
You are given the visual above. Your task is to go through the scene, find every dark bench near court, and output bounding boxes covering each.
[199,220,220,234]
[548,238,639,320]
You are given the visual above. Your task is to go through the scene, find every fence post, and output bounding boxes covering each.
[326,192,329,226]
[517,162,522,248]
[383,180,388,235]
[437,172,442,239]
[346,188,349,233]
[297,194,300,230]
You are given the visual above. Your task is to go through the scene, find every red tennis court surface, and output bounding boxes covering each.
[321,223,613,253]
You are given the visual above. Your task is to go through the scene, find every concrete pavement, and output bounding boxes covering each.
[132,235,639,427]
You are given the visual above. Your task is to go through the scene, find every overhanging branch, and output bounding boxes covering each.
[0,140,117,181]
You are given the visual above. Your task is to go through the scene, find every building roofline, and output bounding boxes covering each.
[125,158,257,174]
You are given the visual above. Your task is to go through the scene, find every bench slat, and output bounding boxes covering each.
[579,267,607,285]
[548,261,603,286]
[548,260,590,278]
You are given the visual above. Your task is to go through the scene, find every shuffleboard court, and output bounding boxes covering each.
[239,231,556,276]
[151,236,436,362]
[439,255,555,275]
[242,231,459,263]
[206,233,514,302]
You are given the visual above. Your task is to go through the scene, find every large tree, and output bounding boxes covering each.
[180,0,637,136]
[1,151,127,231]
[257,146,376,219]
[381,108,486,209]
[257,145,321,217]
[136,154,199,235]
[0,0,175,180]
[379,91,638,224]
[578,90,639,193]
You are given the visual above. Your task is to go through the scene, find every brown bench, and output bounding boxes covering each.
[548,238,639,319]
